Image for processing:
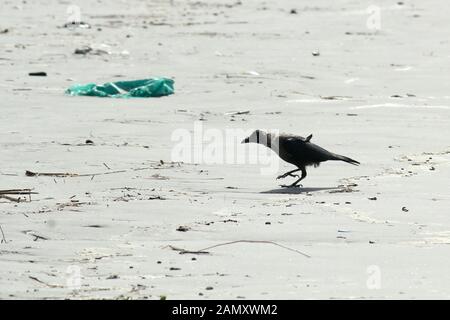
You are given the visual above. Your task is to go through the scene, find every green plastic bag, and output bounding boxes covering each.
[65,78,174,98]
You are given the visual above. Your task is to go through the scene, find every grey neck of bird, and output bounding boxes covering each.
[259,132,272,149]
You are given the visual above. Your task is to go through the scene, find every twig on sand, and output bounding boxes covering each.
[26,170,78,177]
[25,161,184,179]
[29,276,62,288]
[200,240,311,258]
[0,224,7,243]
[0,189,37,202]
[166,245,211,255]
[0,189,37,195]
[25,170,126,178]
[167,240,311,258]
[0,194,21,202]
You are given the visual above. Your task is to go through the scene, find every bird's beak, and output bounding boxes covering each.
[241,137,250,144]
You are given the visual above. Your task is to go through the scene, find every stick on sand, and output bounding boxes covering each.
[168,240,311,258]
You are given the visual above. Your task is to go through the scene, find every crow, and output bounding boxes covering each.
[242,130,360,187]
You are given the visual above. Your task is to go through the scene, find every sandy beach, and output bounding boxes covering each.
[1,0,450,299]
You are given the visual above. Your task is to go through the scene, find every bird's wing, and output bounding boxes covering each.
[280,135,335,163]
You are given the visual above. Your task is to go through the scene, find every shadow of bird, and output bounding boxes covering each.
[260,186,339,194]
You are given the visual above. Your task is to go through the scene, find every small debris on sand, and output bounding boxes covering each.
[74,46,109,55]
[63,21,91,29]
[169,267,181,271]
[28,72,47,76]
[176,226,190,232]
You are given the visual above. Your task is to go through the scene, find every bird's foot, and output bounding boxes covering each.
[276,173,299,180]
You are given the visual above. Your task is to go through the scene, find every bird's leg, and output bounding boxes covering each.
[281,167,307,188]
[276,168,301,180]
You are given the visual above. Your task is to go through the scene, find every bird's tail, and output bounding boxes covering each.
[331,153,360,166]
